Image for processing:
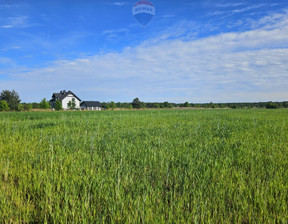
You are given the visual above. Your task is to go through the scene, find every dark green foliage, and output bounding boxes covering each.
[104,101,117,110]
[54,100,62,111]
[132,97,142,109]
[23,103,33,111]
[109,101,116,110]
[31,102,41,109]
[265,101,278,109]
[39,98,50,109]
[0,89,21,110]
[0,100,9,111]
[209,101,216,108]
[100,101,288,109]
[184,101,190,107]
[17,104,24,111]
[163,101,173,108]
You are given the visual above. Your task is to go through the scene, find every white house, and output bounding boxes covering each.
[50,90,81,110]
[81,101,102,111]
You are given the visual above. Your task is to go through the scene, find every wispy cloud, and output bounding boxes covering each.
[0,3,22,8]
[231,4,265,14]
[248,9,288,29]
[208,3,268,18]
[0,57,15,65]
[102,28,129,35]
[215,3,246,8]
[102,28,129,40]
[0,16,30,29]
[108,2,130,6]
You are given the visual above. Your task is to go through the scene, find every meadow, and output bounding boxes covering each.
[0,109,287,223]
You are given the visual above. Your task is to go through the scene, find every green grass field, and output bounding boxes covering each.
[0,109,287,223]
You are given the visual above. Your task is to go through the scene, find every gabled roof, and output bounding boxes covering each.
[81,101,102,107]
[52,90,81,102]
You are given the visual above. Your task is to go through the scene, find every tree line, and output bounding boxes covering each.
[1,90,287,112]
[102,98,288,109]
[0,90,51,111]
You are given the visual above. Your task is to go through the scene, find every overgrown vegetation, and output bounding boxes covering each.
[0,109,287,223]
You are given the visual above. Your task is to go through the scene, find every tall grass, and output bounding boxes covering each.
[0,109,287,223]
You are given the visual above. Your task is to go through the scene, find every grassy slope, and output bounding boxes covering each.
[0,109,287,223]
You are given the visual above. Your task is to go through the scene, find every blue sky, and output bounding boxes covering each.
[0,0,288,103]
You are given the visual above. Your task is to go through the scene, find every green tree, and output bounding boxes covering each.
[132,98,142,109]
[163,101,173,108]
[0,89,21,110]
[31,102,40,109]
[184,102,190,107]
[109,101,116,110]
[54,100,63,111]
[154,103,160,109]
[23,103,33,111]
[209,101,216,109]
[67,98,76,110]
[265,101,278,109]
[39,98,50,109]
[0,100,9,111]
[17,103,24,111]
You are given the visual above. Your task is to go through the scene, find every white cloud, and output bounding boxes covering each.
[208,3,272,18]
[215,3,246,8]
[108,2,130,6]
[0,57,16,67]
[0,3,22,8]
[0,25,13,28]
[231,4,265,14]
[1,11,288,103]
[249,9,288,29]
[0,16,29,29]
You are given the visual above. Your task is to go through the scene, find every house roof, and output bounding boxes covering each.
[81,101,102,107]
[51,90,81,102]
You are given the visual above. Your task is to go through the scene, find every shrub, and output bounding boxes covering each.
[0,100,9,111]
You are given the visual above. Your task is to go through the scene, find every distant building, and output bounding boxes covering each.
[50,90,81,110]
[81,101,102,111]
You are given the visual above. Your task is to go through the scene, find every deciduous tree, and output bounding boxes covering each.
[109,101,116,110]
[132,98,142,109]
[17,104,24,111]
[39,98,50,109]
[54,100,62,111]
[67,98,76,110]
[184,102,190,107]
[0,100,9,111]
[0,89,20,110]
[23,103,33,111]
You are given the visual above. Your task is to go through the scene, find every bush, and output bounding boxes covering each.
[265,102,278,109]
[40,98,51,109]
[0,100,9,111]
[23,103,33,111]
[17,104,24,111]
[54,100,63,111]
